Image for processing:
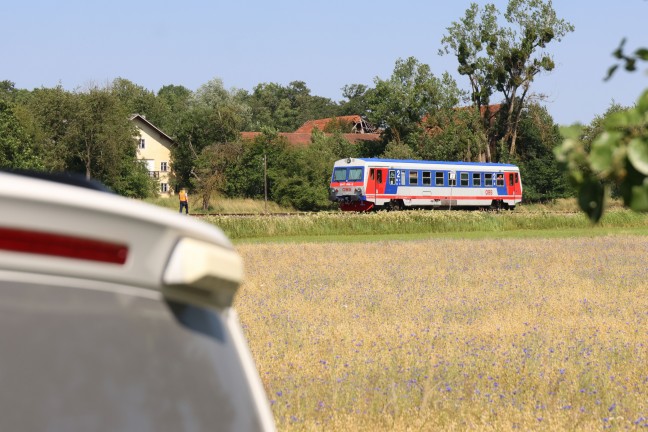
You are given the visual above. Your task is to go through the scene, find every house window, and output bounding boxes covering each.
[160,183,169,193]
[435,172,444,186]
[409,171,418,185]
[161,161,168,172]
[460,172,469,187]
[472,173,481,187]
[422,171,431,186]
[138,138,146,149]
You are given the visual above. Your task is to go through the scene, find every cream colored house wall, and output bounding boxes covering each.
[133,118,174,196]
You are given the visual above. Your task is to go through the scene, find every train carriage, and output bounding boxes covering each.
[329,158,522,211]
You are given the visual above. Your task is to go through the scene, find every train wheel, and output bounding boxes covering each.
[390,199,404,211]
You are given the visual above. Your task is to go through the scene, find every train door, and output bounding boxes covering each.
[367,167,387,204]
[505,171,522,203]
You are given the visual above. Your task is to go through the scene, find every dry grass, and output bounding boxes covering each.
[235,236,648,431]
[143,194,295,214]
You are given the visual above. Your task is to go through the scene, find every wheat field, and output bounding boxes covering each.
[235,236,648,431]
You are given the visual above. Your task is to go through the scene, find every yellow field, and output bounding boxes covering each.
[235,236,648,431]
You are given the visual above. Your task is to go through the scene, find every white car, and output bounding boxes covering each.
[0,170,275,432]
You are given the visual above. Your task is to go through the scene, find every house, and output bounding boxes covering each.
[130,114,174,196]
[240,115,382,146]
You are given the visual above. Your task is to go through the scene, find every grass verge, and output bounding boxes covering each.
[202,209,648,243]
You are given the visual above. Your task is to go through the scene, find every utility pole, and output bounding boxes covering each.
[263,153,268,214]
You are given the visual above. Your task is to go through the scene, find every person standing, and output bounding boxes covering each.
[178,188,189,214]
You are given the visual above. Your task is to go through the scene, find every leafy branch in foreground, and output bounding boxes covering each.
[555,90,648,222]
[557,37,648,222]
[605,38,648,81]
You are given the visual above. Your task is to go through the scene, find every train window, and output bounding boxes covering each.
[422,171,431,186]
[485,173,494,186]
[389,170,396,185]
[349,168,363,181]
[509,174,515,187]
[333,168,347,182]
[514,173,519,183]
[496,174,504,186]
[472,173,481,187]
[370,169,374,180]
[436,172,444,186]
[377,170,383,184]
[460,172,469,187]
[409,171,418,185]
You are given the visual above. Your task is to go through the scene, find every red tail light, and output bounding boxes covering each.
[0,227,128,264]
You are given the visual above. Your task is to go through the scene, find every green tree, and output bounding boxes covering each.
[156,84,192,136]
[418,107,488,161]
[192,141,244,210]
[65,87,156,197]
[339,84,371,116]
[242,81,339,132]
[26,86,77,171]
[380,140,418,160]
[367,57,462,147]
[0,99,43,170]
[513,103,568,202]
[223,129,288,199]
[172,78,251,189]
[271,130,359,211]
[110,78,167,126]
[441,0,574,157]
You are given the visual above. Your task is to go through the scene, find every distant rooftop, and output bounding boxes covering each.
[241,115,382,146]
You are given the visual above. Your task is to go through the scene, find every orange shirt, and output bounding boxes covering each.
[179,190,187,201]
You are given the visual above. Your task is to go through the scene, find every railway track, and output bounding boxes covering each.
[189,210,583,218]
[189,212,306,217]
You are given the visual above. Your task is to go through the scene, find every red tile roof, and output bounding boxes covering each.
[240,131,381,147]
[295,115,364,133]
[241,115,381,147]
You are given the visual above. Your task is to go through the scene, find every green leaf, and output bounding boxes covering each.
[605,111,631,128]
[634,48,648,61]
[627,138,648,175]
[630,183,648,212]
[590,131,621,173]
[559,125,583,140]
[577,179,605,223]
[604,64,619,81]
[636,90,648,115]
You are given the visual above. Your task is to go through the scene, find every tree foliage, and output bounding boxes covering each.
[441,0,574,158]
[367,57,462,146]
[192,141,244,210]
[242,81,339,132]
[172,78,251,189]
[0,99,42,170]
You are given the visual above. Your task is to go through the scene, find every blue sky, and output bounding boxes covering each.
[2,0,646,126]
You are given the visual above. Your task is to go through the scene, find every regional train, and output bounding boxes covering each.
[329,158,522,211]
